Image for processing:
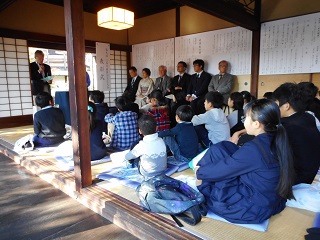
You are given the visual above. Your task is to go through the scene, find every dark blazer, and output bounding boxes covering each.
[187,71,212,98]
[158,122,198,159]
[90,120,108,161]
[208,73,235,105]
[30,61,52,95]
[171,73,191,97]
[125,75,142,96]
[281,112,320,184]
[34,107,66,139]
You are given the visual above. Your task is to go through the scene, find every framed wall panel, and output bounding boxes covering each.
[0,37,33,118]
[103,50,128,106]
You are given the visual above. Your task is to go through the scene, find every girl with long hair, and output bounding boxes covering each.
[88,101,108,160]
[195,99,295,223]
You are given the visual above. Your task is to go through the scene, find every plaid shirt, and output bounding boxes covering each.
[146,105,171,132]
[104,111,140,150]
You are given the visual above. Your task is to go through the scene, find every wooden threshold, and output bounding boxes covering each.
[0,139,200,240]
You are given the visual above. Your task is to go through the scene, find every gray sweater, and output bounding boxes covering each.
[192,108,230,144]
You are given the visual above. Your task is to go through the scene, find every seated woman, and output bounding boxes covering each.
[146,90,171,132]
[135,68,154,108]
[227,92,245,136]
[195,99,295,224]
[88,102,108,161]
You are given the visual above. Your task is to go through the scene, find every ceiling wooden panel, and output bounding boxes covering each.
[38,0,181,19]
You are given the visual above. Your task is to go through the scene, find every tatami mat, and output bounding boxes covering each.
[0,125,317,240]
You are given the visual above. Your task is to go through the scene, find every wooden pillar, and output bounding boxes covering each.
[64,0,92,190]
[176,7,180,37]
[250,29,260,97]
[250,0,261,97]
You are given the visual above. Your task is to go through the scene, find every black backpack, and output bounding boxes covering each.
[136,175,207,226]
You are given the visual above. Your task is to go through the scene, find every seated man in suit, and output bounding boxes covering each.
[208,60,235,106]
[171,61,191,98]
[186,59,212,115]
[125,66,142,101]
[154,65,172,96]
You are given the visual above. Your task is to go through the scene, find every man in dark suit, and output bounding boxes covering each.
[208,60,235,105]
[186,59,212,114]
[154,65,172,96]
[125,66,142,100]
[171,61,191,98]
[30,50,52,95]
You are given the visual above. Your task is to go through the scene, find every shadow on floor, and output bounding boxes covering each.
[0,154,139,240]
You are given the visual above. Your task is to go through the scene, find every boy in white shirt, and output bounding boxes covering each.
[192,91,230,148]
[125,115,167,180]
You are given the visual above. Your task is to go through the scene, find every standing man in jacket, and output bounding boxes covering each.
[30,50,52,96]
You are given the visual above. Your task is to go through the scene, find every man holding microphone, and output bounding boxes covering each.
[30,50,52,96]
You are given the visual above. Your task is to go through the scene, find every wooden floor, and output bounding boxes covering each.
[0,125,318,240]
[0,153,138,240]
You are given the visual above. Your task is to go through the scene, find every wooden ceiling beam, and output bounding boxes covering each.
[172,0,260,31]
[0,0,16,12]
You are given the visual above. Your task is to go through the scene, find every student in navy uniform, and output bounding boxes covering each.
[227,92,245,136]
[89,90,109,132]
[298,82,320,122]
[33,92,66,147]
[158,105,198,162]
[195,99,295,224]
[186,59,212,115]
[273,83,320,184]
[122,90,140,116]
[88,101,108,161]
[169,90,189,127]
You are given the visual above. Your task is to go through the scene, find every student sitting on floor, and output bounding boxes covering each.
[139,93,153,114]
[298,82,320,129]
[146,90,171,132]
[122,90,140,116]
[88,102,108,161]
[195,99,295,224]
[169,90,189,127]
[158,105,199,162]
[104,96,140,151]
[192,91,230,148]
[33,92,66,147]
[89,90,109,132]
[227,92,245,136]
[125,115,167,180]
[273,82,320,185]
[241,90,252,109]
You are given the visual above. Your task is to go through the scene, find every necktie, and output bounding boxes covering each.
[178,75,181,83]
[159,77,163,89]
[38,63,45,78]
[131,78,135,87]
[197,73,200,78]
[218,74,223,84]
